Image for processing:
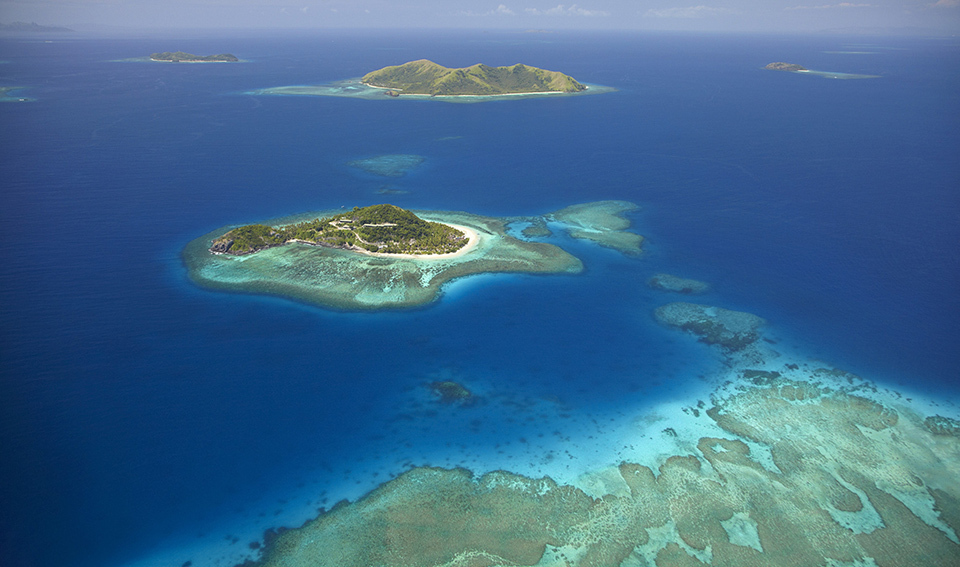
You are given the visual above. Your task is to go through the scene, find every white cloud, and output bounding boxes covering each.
[784,3,874,10]
[929,0,959,6]
[461,4,518,16]
[644,5,726,18]
[524,4,609,16]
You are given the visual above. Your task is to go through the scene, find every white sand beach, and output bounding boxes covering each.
[356,223,481,261]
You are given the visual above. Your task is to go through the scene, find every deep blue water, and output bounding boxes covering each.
[1,30,958,567]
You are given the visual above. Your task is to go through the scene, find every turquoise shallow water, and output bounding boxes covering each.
[0,30,958,567]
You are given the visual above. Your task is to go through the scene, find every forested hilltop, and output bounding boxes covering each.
[150,52,238,62]
[361,59,586,96]
[210,204,468,256]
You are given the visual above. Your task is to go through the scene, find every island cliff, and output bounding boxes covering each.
[361,59,586,96]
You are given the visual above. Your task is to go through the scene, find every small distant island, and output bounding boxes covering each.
[149,51,238,63]
[210,204,468,256]
[763,61,880,80]
[361,59,586,97]
[764,62,808,72]
[0,21,72,32]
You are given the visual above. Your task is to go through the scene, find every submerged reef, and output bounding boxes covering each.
[923,415,960,437]
[184,201,642,310]
[0,86,32,102]
[240,376,960,567]
[648,273,710,294]
[429,381,474,405]
[348,154,425,177]
[520,217,552,238]
[654,302,765,351]
[548,200,644,255]
[231,296,959,567]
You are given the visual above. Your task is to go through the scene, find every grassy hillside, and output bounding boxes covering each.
[361,59,585,95]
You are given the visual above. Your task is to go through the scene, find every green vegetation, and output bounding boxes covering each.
[211,224,286,254]
[150,51,239,62]
[210,204,468,256]
[361,59,586,96]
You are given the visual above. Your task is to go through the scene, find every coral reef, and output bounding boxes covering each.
[243,378,960,567]
[648,273,710,294]
[429,381,474,405]
[347,154,425,177]
[653,302,765,351]
[549,200,644,255]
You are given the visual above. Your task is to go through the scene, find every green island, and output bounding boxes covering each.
[361,59,586,96]
[0,21,72,32]
[149,51,238,62]
[210,204,467,256]
[183,201,642,310]
[764,61,880,80]
[246,62,613,103]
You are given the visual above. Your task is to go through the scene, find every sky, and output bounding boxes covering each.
[1,0,959,35]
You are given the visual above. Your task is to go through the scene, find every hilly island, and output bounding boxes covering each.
[210,204,468,256]
[361,59,586,96]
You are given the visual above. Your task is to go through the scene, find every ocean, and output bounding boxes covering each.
[1,29,958,567]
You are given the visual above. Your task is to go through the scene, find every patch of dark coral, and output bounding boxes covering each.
[429,380,474,405]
